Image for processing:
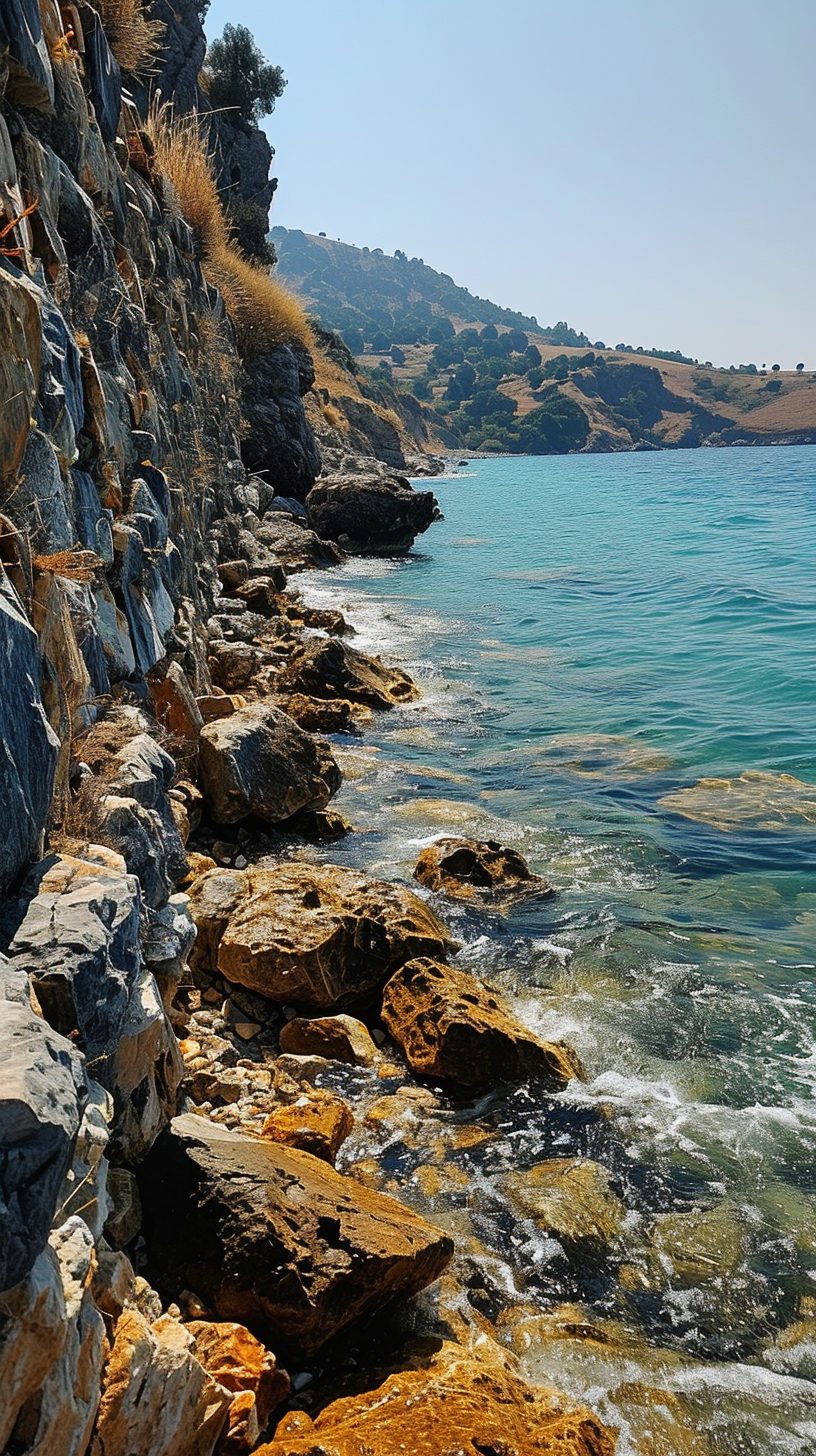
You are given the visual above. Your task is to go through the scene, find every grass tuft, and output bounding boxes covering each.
[94,0,165,77]
[144,105,312,358]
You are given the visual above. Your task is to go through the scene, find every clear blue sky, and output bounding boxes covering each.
[204,0,815,368]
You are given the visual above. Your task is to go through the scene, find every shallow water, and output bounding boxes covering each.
[296,446,816,1452]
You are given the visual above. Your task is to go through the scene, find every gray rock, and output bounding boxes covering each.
[306,476,442,554]
[240,344,321,502]
[337,395,406,468]
[0,953,87,1295]
[0,572,60,897]
[16,429,75,553]
[198,702,341,826]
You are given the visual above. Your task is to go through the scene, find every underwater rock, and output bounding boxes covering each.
[413,835,555,903]
[257,1339,615,1456]
[382,958,583,1090]
[659,770,816,831]
[276,635,419,710]
[504,1158,627,1260]
[198,702,341,825]
[188,862,454,1009]
[137,1113,455,1357]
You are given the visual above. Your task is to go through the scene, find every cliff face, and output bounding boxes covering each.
[0,8,613,1455]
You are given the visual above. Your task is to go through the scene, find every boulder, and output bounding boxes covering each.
[137,1113,454,1357]
[188,862,454,1009]
[0,571,60,897]
[306,477,441,554]
[279,1014,380,1067]
[0,1218,106,1454]
[276,636,418,709]
[187,1322,290,1455]
[261,1090,354,1164]
[381,958,583,1090]
[413,836,555,903]
[9,854,181,1162]
[257,1340,615,1456]
[0,955,87,1294]
[90,1307,231,1456]
[504,1159,627,1260]
[198,703,341,825]
[252,513,342,572]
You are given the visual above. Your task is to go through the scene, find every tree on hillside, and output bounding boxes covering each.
[772,363,781,372]
[524,344,542,367]
[207,25,286,123]
[480,324,498,341]
[796,362,804,372]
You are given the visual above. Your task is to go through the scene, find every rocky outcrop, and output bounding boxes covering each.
[258,1340,615,1456]
[137,1114,455,1357]
[413,835,555,902]
[198,702,341,825]
[276,635,419,709]
[0,571,59,896]
[382,958,583,1089]
[240,344,321,500]
[0,955,87,1293]
[306,476,442,553]
[8,853,182,1163]
[186,1321,290,1456]
[188,862,454,1009]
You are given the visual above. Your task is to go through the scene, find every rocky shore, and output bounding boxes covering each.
[0,2,617,1452]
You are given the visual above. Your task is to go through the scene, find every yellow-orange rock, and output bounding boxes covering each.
[187,1321,290,1454]
[279,1013,379,1066]
[261,1089,354,1163]
[413,835,554,903]
[188,863,454,1009]
[382,958,583,1090]
[91,1307,231,1456]
[256,1341,615,1456]
[276,636,418,709]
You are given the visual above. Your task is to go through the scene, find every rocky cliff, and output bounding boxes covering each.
[0,4,614,1453]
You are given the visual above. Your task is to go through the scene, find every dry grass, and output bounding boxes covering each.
[145,105,313,358]
[321,402,348,432]
[32,549,103,582]
[94,0,165,77]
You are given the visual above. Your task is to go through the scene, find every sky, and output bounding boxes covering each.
[204,0,815,368]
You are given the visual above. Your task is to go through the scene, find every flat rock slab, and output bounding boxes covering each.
[276,636,418,710]
[413,836,555,903]
[188,862,454,1009]
[382,958,583,1090]
[258,1341,615,1456]
[137,1114,454,1358]
[198,702,341,826]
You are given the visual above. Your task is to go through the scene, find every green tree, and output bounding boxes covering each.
[524,344,542,367]
[207,25,286,123]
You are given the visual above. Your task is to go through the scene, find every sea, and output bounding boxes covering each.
[295,445,816,1454]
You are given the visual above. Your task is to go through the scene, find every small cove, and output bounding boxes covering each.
[295,444,816,1453]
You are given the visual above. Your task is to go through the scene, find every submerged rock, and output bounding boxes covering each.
[504,1158,627,1260]
[413,835,555,903]
[198,702,341,825]
[659,769,816,832]
[306,476,442,554]
[277,635,418,710]
[188,862,454,1009]
[381,958,583,1090]
[137,1113,454,1357]
[257,1339,615,1455]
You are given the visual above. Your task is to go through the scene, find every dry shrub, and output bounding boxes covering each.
[94,0,165,77]
[321,402,348,432]
[33,549,102,582]
[145,105,312,358]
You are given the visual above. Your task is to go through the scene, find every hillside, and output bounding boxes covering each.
[274,228,816,454]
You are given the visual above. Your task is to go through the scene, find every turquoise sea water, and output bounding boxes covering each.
[297,445,816,1453]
